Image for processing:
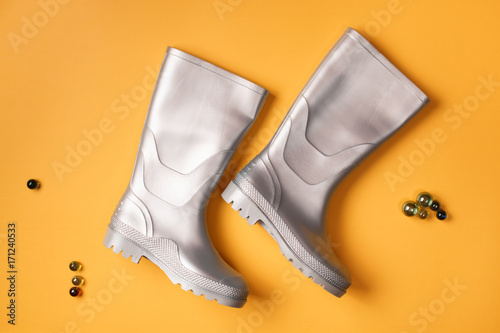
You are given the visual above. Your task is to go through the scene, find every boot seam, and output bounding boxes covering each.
[344,28,429,103]
[167,47,267,96]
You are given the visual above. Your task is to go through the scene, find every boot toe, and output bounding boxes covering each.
[220,275,249,293]
[325,256,351,285]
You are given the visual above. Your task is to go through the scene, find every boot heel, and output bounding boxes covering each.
[222,180,265,226]
[103,226,147,264]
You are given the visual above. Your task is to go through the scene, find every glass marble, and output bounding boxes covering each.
[72,275,84,286]
[402,201,419,216]
[436,210,447,220]
[418,210,428,219]
[69,261,82,271]
[430,201,440,211]
[27,179,40,189]
[416,192,433,208]
[69,287,82,297]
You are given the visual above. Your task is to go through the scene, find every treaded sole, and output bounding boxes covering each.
[103,227,246,308]
[222,180,347,297]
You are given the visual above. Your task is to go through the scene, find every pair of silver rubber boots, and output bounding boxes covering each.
[103,28,429,308]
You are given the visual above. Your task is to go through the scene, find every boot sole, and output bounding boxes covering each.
[103,220,247,308]
[222,177,349,297]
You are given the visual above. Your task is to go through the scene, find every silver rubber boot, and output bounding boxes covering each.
[103,47,268,308]
[222,28,429,297]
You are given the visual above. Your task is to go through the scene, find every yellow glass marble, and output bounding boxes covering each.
[69,261,82,271]
[72,275,84,286]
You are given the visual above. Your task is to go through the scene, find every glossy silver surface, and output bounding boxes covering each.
[223,27,429,297]
[104,47,268,308]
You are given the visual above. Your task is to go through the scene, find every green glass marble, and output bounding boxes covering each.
[418,210,428,219]
[416,192,433,208]
[69,261,82,271]
[72,275,84,286]
[69,287,82,297]
[402,201,419,217]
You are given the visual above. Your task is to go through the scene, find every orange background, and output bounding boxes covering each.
[1,0,499,332]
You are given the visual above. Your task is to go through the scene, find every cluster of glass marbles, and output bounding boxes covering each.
[28,183,86,295]
[69,261,84,297]
[402,192,447,220]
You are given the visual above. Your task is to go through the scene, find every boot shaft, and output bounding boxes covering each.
[131,47,268,211]
[246,28,428,225]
